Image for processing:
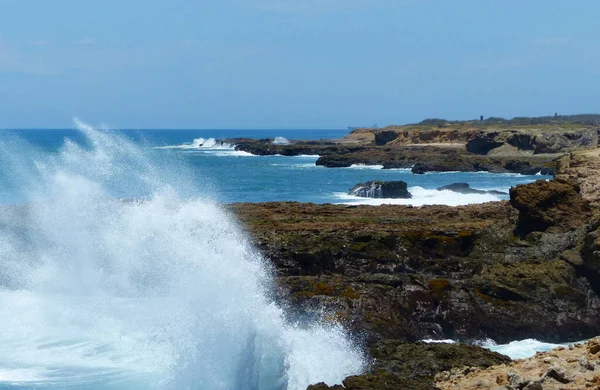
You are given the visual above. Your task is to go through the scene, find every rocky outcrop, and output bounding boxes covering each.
[374,130,400,146]
[465,128,598,155]
[534,129,598,154]
[466,132,505,154]
[437,183,507,195]
[232,139,342,156]
[231,194,600,346]
[435,337,600,389]
[227,147,600,390]
[315,147,556,175]
[308,341,510,390]
[555,150,600,211]
[509,179,591,237]
[349,181,412,199]
[229,119,598,176]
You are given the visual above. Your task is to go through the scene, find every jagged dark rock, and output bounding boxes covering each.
[374,130,399,146]
[437,183,507,195]
[306,341,510,390]
[509,179,591,237]
[349,181,412,199]
[230,195,600,347]
[228,145,600,390]
[411,162,427,174]
[466,132,504,154]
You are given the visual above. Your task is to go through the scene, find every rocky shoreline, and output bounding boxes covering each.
[228,146,600,388]
[436,337,600,389]
[226,118,599,175]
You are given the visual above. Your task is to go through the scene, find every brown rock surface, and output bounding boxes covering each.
[307,341,510,390]
[509,179,591,237]
[230,197,600,345]
[555,150,600,212]
[435,337,600,389]
[225,137,600,389]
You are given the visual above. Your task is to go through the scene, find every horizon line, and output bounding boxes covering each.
[0,127,352,131]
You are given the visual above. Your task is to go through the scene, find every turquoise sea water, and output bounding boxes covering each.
[0,128,550,205]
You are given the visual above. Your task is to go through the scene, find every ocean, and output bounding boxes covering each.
[0,127,550,206]
[0,123,557,389]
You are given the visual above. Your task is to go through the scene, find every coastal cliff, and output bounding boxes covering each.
[230,146,600,389]
[230,116,600,175]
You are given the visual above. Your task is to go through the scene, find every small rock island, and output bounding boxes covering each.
[349,181,412,199]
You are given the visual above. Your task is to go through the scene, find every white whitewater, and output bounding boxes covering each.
[0,120,365,389]
[348,164,384,170]
[156,137,235,150]
[335,186,502,206]
[481,339,587,360]
[272,137,290,145]
[422,338,589,360]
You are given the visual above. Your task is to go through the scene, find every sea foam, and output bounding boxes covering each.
[334,186,501,206]
[156,137,234,150]
[0,120,365,389]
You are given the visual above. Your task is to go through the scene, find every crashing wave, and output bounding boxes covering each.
[156,137,235,150]
[272,137,290,145]
[421,338,589,360]
[0,119,366,389]
[348,164,384,170]
[479,338,587,360]
[335,186,501,206]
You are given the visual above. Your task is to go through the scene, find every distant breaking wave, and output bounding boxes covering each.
[422,338,588,360]
[156,137,235,150]
[334,186,503,206]
[348,164,384,170]
[272,137,290,145]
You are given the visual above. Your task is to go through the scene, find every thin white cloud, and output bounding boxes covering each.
[25,40,48,46]
[0,37,17,69]
[0,37,53,75]
[537,37,569,46]
[244,0,397,14]
[74,38,96,45]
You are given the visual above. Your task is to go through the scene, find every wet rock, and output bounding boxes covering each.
[436,337,600,389]
[437,182,508,195]
[307,383,344,390]
[306,341,510,390]
[231,199,600,345]
[349,181,412,199]
[412,162,427,174]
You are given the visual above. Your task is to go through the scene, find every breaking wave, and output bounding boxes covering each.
[334,186,502,206]
[348,164,384,170]
[156,137,234,150]
[272,137,290,145]
[480,338,587,360]
[0,120,365,389]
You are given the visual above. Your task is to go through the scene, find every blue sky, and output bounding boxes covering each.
[0,0,598,129]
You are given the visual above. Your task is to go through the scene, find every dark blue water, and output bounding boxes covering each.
[0,128,549,205]
[0,129,348,152]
